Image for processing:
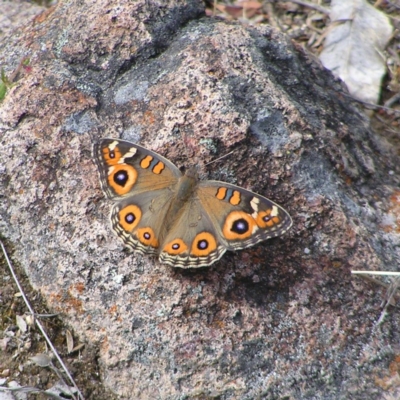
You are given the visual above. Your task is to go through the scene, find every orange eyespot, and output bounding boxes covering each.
[103,146,123,165]
[190,232,217,257]
[163,239,188,255]
[222,211,256,240]
[255,210,281,228]
[118,205,142,232]
[136,227,159,248]
[108,165,138,195]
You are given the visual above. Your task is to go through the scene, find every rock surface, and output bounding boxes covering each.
[1,0,400,399]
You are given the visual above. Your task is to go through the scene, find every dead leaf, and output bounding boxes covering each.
[30,354,52,367]
[16,315,27,333]
[319,0,392,104]
[44,381,78,399]
[0,337,10,351]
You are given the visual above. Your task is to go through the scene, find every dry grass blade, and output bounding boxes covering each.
[205,150,235,166]
[352,270,400,324]
[286,0,330,14]
[0,385,41,395]
[377,277,400,324]
[0,241,85,400]
[338,90,400,113]
[66,330,74,354]
[352,270,400,276]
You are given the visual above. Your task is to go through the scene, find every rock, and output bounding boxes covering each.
[1,1,399,399]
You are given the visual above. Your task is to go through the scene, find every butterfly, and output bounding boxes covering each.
[93,138,292,268]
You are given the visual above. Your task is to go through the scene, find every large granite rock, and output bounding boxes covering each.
[1,0,399,398]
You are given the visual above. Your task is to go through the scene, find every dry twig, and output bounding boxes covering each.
[0,241,84,400]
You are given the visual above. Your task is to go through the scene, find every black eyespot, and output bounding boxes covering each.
[109,150,115,158]
[197,240,208,250]
[172,243,180,250]
[144,232,151,240]
[114,170,128,186]
[231,218,249,235]
[125,213,136,224]
[263,215,271,222]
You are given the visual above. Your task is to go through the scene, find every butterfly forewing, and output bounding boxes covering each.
[196,181,292,251]
[93,139,182,199]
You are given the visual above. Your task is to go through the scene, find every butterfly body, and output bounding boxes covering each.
[93,138,292,268]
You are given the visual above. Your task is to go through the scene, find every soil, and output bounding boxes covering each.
[0,239,118,400]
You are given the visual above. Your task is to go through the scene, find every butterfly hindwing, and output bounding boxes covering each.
[109,188,176,257]
[158,195,227,268]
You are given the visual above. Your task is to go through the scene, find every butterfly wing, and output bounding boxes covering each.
[93,138,182,255]
[158,179,291,268]
[196,180,292,251]
[94,139,292,267]
[109,189,176,256]
[158,195,227,268]
[93,138,182,199]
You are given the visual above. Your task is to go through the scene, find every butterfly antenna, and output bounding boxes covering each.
[205,151,235,166]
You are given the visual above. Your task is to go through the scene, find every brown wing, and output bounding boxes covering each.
[196,180,292,251]
[93,138,182,200]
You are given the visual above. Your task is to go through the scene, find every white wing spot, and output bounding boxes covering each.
[271,205,279,217]
[250,197,260,212]
[108,141,119,151]
[119,147,138,164]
